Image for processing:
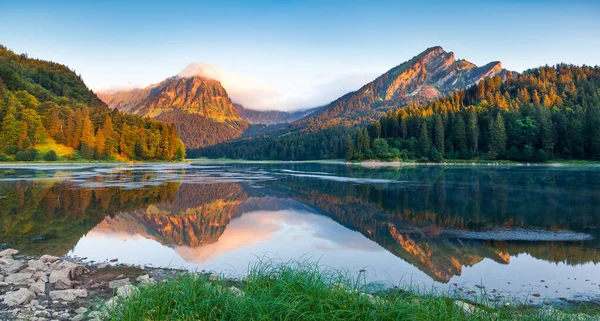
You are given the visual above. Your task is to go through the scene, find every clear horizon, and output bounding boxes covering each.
[1,0,599,111]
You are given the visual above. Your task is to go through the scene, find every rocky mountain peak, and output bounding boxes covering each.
[98,66,248,149]
[294,46,514,129]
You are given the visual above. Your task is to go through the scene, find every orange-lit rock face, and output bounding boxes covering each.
[98,76,248,148]
[93,183,248,248]
[138,76,243,122]
[295,46,512,129]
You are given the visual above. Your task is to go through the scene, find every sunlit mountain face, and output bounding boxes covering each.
[1,163,599,301]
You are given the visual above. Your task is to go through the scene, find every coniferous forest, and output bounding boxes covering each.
[0,45,185,161]
[197,65,600,162]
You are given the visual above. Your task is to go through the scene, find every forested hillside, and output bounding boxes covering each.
[347,64,600,161]
[198,64,600,162]
[0,45,185,161]
[190,126,350,160]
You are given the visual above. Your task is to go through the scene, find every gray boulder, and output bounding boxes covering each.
[40,255,60,263]
[3,288,35,306]
[29,279,46,294]
[28,259,48,271]
[109,278,131,289]
[49,289,87,301]
[4,272,33,285]
[0,248,19,257]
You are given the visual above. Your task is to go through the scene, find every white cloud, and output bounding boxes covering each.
[176,63,377,111]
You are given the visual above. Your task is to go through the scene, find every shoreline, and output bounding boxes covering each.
[354,160,600,168]
[0,249,185,320]
[1,158,599,167]
[1,249,598,321]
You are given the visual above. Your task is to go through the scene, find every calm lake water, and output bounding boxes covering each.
[1,162,599,303]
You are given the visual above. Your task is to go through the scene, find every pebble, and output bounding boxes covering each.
[34,311,50,318]
[74,307,88,314]
[72,315,84,321]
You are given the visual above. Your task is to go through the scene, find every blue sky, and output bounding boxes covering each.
[1,0,599,110]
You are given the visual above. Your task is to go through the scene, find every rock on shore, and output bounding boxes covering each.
[0,249,158,321]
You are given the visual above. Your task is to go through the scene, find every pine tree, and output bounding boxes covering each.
[466,110,479,155]
[532,90,541,105]
[80,111,95,159]
[95,129,106,158]
[418,121,430,158]
[587,105,600,159]
[345,134,354,160]
[433,115,445,156]
[45,105,61,139]
[399,114,407,139]
[536,107,554,156]
[451,114,467,153]
[489,114,507,159]
[101,117,116,156]
[362,128,371,157]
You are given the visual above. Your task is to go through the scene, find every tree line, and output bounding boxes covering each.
[191,126,350,160]
[347,64,600,162]
[197,64,600,162]
[0,45,185,161]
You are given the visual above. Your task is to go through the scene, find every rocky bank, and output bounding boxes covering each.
[0,249,177,321]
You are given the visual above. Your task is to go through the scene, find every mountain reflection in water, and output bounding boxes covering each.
[0,163,599,300]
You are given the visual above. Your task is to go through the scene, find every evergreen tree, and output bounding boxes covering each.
[587,105,600,159]
[451,114,467,155]
[433,115,445,157]
[466,110,479,155]
[489,114,507,159]
[80,111,95,159]
[345,133,354,160]
[418,121,430,158]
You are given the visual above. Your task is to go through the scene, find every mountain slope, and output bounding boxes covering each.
[295,46,512,130]
[0,45,184,161]
[99,75,248,149]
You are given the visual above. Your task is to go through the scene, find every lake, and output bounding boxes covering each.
[1,162,599,303]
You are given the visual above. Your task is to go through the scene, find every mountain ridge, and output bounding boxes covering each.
[293,46,513,130]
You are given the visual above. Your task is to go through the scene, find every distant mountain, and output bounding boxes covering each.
[234,104,324,125]
[295,46,513,129]
[99,74,248,149]
[97,87,155,113]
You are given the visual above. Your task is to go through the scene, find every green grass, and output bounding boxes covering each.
[101,260,598,321]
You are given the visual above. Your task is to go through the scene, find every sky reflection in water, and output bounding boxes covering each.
[0,163,599,302]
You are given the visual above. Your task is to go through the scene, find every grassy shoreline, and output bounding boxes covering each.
[101,261,598,321]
